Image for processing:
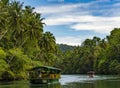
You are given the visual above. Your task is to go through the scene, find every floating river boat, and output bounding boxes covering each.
[28,66,61,84]
[87,71,95,78]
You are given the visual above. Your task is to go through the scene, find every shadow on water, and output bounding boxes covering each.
[29,83,61,88]
[0,81,61,88]
[0,81,29,88]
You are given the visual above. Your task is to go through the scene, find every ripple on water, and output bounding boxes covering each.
[60,75,120,85]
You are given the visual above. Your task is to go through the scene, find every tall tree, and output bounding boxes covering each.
[37,32,57,65]
[39,32,56,53]
[0,0,9,40]
[23,6,43,40]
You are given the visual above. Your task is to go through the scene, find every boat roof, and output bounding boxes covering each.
[87,71,95,73]
[28,66,61,71]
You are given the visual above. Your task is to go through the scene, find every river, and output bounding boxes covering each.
[0,75,120,88]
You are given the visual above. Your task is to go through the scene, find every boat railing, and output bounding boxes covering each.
[29,72,61,79]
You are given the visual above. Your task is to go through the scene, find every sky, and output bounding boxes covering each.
[17,0,120,46]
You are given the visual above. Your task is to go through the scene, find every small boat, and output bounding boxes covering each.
[27,66,61,84]
[87,71,95,78]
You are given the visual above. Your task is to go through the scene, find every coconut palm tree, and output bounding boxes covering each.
[36,32,56,65]
[39,32,56,53]
[8,1,24,47]
[23,6,43,40]
[0,0,9,40]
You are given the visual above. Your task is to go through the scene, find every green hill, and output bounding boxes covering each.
[57,44,76,52]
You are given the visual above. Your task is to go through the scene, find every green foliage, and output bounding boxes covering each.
[0,59,9,76]
[7,48,32,73]
[108,28,120,45]
[0,47,6,59]
[15,72,28,80]
[22,39,40,59]
[1,70,15,81]
[31,61,42,67]
[39,32,56,53]
[57,44,76,52]
[98,58,108,74]
[0,0,56,81]
[0,47,8,75]
[56,30,120,75]
[109,60,119,74]
[115,64,120,75]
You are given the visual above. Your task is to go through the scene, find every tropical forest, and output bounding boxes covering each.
[0,0,120,81]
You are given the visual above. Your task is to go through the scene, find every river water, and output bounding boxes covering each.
[0,75,120,88]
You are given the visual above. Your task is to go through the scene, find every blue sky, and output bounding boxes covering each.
[17,0,120,45]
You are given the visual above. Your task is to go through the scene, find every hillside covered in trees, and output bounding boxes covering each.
[0,0,120,81]
[57,44,76,52]
[56,28,120,75]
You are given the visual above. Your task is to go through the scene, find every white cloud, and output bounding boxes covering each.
[34,1,120,16]
[34,3,91,14]
[70,16,120,34]
[56,36,93,46]
[44,15,120,34]
[43,16,76,25]
[35,1,120,34]
[34,1,120,45]
[34,4,76,14]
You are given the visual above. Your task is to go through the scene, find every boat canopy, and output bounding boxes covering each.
[28,66,61,73]
[87,71,95,74]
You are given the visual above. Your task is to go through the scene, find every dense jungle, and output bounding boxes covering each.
[0,0,120,81]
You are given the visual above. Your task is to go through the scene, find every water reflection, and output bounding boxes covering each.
[30,83,61,88]
[0,75,120,88]
[0,81,29,88]
[62,79,120,88]
[0,81,61,88]
[64,82,95,88]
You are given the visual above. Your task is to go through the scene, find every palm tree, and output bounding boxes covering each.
[37,32,56,65]
[0,0,9,40]
[8,1,24,47]
[39,32,56,53]
[23,6,43,40]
